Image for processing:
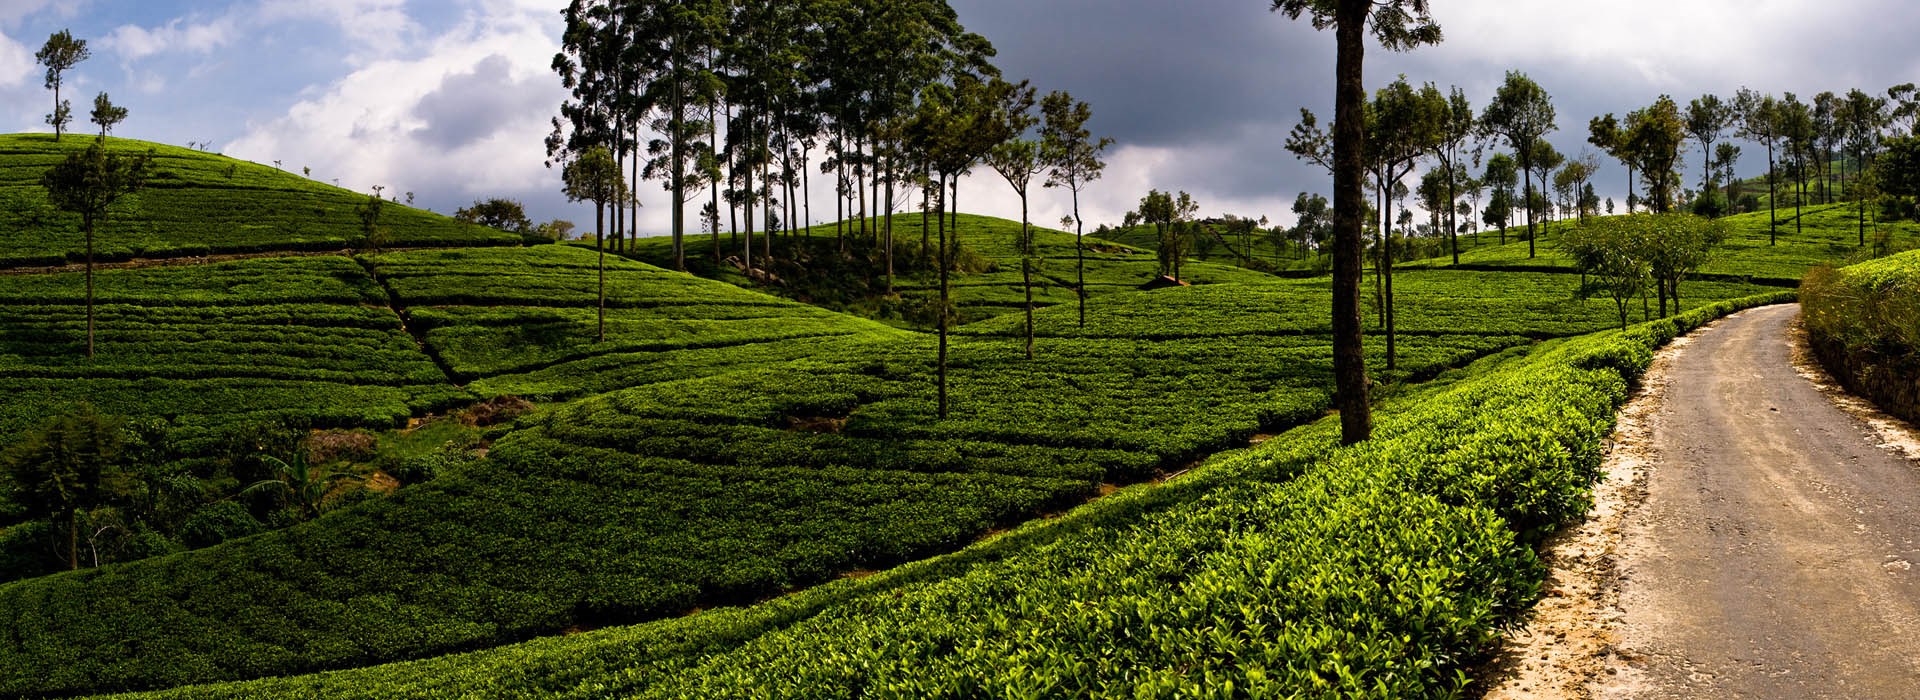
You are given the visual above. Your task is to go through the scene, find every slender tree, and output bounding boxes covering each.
[1482,152,1517,242]
[1685,94,1732,213]
[42,142,152,358]
[35,29,89,142]
[1420,83,1477,265]
[1628,96,1688,214]
[1779,93,1814,238]
[1589,114,1635,213]
[1844,88,1889,244]
[1482,72,1557,259]
[1040,91,1112,328]
[1272,0,1441,445]
[984,82,1042,359]
[562,146,626,343]
[1734,88,1783,245]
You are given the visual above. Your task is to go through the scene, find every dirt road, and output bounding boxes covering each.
[1487,304,1920,699]
[1602,303,1920,697]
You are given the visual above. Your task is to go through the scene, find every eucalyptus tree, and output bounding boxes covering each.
[1627,96,1687,214]
[1813,91,1841,204]
[35,29,88,141]
[562,146,625,342]
[1734,88,1784,244]
[1589,114,1635,213]
[1271,0,1441,445]
[549,0,622,227]
[1685,94,1732,211]
[984,81,1043,359]
[1844,88,1889,243]
[1714,142,1742,204]
[1482,152,1517,242]
[1556,154,1599,222]
[42,142,152,358]
[1366,76,1440,368]
[1483,71,1557,258]
[1526,138,1563,225]
[1040,90,1112,328]
[630,0,725,271]
[1779,92,1814,237]
[1419,82,1477,265]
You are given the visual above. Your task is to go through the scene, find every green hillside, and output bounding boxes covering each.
[0,134,520,266]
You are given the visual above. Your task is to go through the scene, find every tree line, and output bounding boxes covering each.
[546,0,1112,417]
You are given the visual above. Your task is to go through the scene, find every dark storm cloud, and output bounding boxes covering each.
[949,0,1920,222]
[411,53,549,152]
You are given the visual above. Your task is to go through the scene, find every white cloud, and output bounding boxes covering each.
[227,1,565,216]
[104,17,234,63]
[255,0,416,59]
[0,29,32,88]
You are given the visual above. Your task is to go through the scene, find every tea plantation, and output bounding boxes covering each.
[0,134,1828,700]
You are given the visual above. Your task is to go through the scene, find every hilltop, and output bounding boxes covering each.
[0,134,520,267]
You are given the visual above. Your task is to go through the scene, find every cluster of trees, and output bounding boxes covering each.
[547,0,1110,417]
[34,30,127,142]
[1561,214,1725,329]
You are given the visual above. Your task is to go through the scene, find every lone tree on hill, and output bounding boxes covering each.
[90,93,127,140]
[1482,71,1557,259]
[1039,90,1112,329]
[35,29,89,141]
[1271,0,1442,446]
[357,186,388,254]
[42,141,152,358]
[563,146,626,343]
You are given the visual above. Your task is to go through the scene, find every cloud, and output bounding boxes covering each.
[0,29,31,88]
[226,2,567,217]
[411,53,551,152]
[254,0,416,59]
[103,16,234,62]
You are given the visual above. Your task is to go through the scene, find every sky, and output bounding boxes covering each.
[1,0,1916,234]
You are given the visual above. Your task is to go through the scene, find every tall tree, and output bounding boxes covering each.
[1040,91,1112,328]
[35,29,88,142]
[1420,83,1477,265]
[561,146,626,343]
[1272,0,1441,446]
[1366,75,1439,370]
[1628,96,1687,214]
[1813,91,1842,205]
[1482,71,1557,259]
[1734,88,1784,245]
[1589,114,1635,213]
[89,92,127,140]
[1889,83,1920,136]
[41,141,151,358]
[983,82,1042,360]
[1685,94,1732,213]
[1482,152,1518,242]
[1779,92,1814,238]
[1844,88,1889,244]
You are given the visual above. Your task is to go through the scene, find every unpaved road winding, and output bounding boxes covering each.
[1486,304,1920,699]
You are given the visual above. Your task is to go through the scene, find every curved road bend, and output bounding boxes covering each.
[1605,304,1920,698]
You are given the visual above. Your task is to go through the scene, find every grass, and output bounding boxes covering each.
[0,134,521,266]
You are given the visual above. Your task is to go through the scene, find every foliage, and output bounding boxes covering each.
[454,198,533,234]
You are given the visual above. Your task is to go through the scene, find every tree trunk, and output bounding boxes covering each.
[68,507,78,571]
[596,201,606,342]
[672,56,686,271]
[1382,178,1396,371]
[885,159,895,292]
[1767,143,1778,245]
[1074,186,1087,328]
[1447,156,1459,266]
[1524,163,1537,258]
[1331,0,1372,445]
[937,173,950,420]
[1022,193,1034,361]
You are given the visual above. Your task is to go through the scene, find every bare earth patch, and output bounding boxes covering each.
[1477,321,1717,699]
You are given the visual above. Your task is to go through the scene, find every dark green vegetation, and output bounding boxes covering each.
[0,135,518,266]
[1802,248,1920,424]
[83,290,1793,699]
